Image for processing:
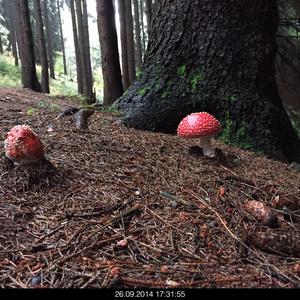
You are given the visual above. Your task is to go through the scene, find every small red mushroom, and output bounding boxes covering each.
[4,125,45,166]
[177,112,222,157]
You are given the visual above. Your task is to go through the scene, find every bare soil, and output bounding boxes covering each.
[0,88,299,288]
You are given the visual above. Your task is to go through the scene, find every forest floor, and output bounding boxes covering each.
[0,88,300,289]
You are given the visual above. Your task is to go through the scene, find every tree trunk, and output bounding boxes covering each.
[75,0,88,97]
[33,0,50,93]
[0,34,3,54]
[75,0,94,103]
[114,0,300,163]
[57,0,67,75]
[15,0,41,92]
[82,0,95,102]
[43,0,55,79]
[144,0,152,34]
[5,0,19,66]
[118,0,130,90]
[125,0,136,83]
[133,0,142,70]
[139,0,146,54]
[96,0,123,106]
[14,0,24,65]
[70,0,83,94]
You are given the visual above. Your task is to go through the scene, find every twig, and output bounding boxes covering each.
[144,206,178,230]
[160,191,198,209]
[106,204,141,226]
[58,235,121,264]
[80,271,102,289]
[34,224,66,244]
[7,275,27,288]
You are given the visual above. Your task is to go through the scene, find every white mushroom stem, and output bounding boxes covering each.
[200,136,216,157]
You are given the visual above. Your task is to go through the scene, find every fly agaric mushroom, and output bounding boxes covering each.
[4,125,45,166]
[177,112,222,157]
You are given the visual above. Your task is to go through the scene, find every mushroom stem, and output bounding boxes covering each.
[200,136,216,157]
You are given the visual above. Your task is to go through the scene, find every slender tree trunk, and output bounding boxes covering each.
[43,0,55,79]
[82,0,94,102]
[133,0,142,70]
[125,0,136,83]
[15,0,41,92]
[139,0,146,53]
[75,0,94,103]
[57,0,67,75]
[96,0,123,105]
[5,0,19,66]
[30,9,40,64]
[114,0,300,163]
[118,0,130,90]
[70,0,83,94]
[14,0,23,64]
[144,0,152,34]
[33,0,49,93]
[75,0,88,96]
[0,34,3,54]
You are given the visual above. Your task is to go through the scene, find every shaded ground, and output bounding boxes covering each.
[0,88,299,288]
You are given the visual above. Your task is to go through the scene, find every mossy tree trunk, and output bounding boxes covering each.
[114,0,300,163]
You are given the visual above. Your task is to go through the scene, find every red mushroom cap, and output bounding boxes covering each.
[177,112,222,138]
[4,125,44,163]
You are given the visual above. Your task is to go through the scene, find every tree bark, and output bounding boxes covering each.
[15,0,41,92]
[13,0,24,65]
[57,0,67,75]
[4,0,19,65]
[75,0,88,97]
[125,0,136,83]
[70,0,83,94]
[139,0,146,54]
[75,0,94,103]
[133,0,143,70]
[118,0,130,90]
[96,0,123,106]
[114,0,300,163]
[144,0,152,34]
[33,0,50,93]
[43,0,55,79]
[82,0,95,102]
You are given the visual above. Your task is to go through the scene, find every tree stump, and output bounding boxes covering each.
[73,109,95,130]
